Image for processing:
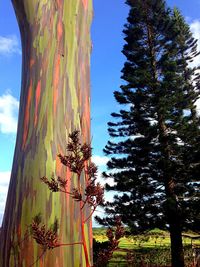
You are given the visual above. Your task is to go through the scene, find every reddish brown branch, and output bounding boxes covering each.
[33,131,106,267]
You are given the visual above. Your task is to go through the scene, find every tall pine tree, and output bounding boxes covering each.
[171,8,200,232]
[96,1,200,267]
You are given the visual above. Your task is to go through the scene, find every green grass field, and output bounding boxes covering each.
[93,228,200,266]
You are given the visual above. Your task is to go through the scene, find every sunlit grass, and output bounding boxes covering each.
[94,228,200,247]
[93,228,200,266]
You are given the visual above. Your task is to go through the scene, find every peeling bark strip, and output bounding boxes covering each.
[0,1,93,267]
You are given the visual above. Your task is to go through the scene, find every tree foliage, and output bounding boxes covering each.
[96,1,200,266]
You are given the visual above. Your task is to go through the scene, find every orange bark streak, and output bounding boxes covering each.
[30,59,35,68]
[53,56,60,114]
[22,81,32,149]
[56,154,62,175]
[56,0,62,8]
[34,80,41,126]
[17,224,21,240]
[57,20,63,41]
[82,0,88,9]
[81,62,86,76]
[55,258,59,267]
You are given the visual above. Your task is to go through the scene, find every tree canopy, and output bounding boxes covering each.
[96,1,200,266]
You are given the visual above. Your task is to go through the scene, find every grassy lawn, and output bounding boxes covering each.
[93,228,200,266]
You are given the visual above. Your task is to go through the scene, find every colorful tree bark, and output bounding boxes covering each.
[0,0,93,266]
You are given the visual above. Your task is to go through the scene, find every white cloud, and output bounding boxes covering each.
[190,20,200,67]
[0,35,21,56]
[96,169,116,187]
[195,98,200,116]
[93,170,115,227]
[188,20,200,115]
[92,155,109,167]
[92,155,116,187]
[92,155,116,204]
[0,93,19,134]
[0,171,11,226]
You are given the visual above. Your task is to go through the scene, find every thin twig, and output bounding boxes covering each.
[81,197,88,210]
[59,189,73,195]
[57,241,83,247]
[29,249,46,267]
[17,232,31,247]
[84,207,97,223]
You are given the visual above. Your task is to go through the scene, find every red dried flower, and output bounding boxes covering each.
[72,188,82,202]
[41,176,59,192]
[31,218,59,250]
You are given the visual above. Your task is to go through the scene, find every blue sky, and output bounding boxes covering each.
[0,0,200,225]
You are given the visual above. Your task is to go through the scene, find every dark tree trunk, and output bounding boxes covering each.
[169,216,185,267]
[159,118,185,267]
[145,8,185,265]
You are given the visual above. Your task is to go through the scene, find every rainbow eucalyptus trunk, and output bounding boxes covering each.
[0,0,93,266]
